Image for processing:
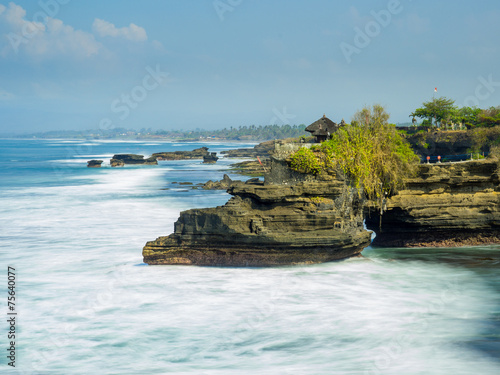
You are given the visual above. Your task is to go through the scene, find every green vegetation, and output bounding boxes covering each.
[410,97,500,129]
[290,105,420,199]
[290,147,323,175]
[468,126,500,153]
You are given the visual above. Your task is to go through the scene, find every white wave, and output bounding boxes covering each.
[75,154,115,158]
[51,159,90,164]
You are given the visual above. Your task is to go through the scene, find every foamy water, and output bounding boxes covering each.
[0,139,499,374]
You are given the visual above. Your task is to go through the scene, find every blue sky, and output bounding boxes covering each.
[0,0,499,133]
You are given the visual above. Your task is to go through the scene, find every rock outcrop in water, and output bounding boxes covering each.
[220,140,275,158]
[366,159,500,247]
[87,160,103,168]
[143,178,371,266]
[202,174,233,190]
[143,139,500,266]
[110,154,158,167]
[152,147,210,160]
[203,152,219,164]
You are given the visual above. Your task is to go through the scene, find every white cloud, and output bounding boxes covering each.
[92,18,147,42]
[0,2,101,59]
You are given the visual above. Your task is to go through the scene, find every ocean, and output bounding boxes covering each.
[1,139,499,375]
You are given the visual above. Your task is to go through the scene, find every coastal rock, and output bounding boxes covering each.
[110,159,125,167]
[110,154,158,167]
[202,174,234,190]
[229,159,268,177]
[87,160,103,168]
[366,159,500,247]
[220,140,275,158]
[203,152,219,164]
[152,147,209,160]
[143,180,371,266]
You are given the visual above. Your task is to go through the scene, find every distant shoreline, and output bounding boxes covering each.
[0,137,263,143]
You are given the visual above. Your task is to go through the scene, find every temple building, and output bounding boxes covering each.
[305,114,343,143]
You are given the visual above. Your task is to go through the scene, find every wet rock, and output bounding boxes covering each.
[110,159,125,167]
[153,147,210,160]
[110,154,157,167]
[87,160,103,168]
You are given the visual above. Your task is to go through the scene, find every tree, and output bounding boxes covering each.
[290,105,419,199]
[455,106,481,128]
[477,106,500,128]
[410,97,457,127]
[351,103,390,127]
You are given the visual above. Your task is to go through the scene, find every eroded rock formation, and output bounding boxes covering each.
[143,139,500,267]
[366,159,500,247]
[143,179,371,266]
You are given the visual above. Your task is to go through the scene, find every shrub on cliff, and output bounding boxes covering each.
[289,147,323,175]
[290,105,420,199]
[469,125,500,153]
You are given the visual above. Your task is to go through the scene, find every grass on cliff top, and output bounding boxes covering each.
[290,105,420,199]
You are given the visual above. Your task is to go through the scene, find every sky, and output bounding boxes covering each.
[0,0,499,134]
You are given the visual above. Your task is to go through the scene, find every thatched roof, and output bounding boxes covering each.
[305,115,339,137]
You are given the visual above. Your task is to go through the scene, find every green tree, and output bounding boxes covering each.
[410,97,457,128]
[290,105,419,199]
[455,106,481,128]
[477,106,500,128]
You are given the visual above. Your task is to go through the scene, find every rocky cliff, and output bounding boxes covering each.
[366,159,500,247]
[143,179,371,266]
[143,141,500,267]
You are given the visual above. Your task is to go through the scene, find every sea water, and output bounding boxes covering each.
[0,139,499,375]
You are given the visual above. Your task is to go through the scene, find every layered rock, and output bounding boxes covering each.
[110,154,157,167]
[152,147,209,160]
[366,159,500,247]
[87,160,103,168]
[143,180,371,266]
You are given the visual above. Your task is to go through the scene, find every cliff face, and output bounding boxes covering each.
[143,180,371,266]
[405,131,474,158]
[366,159,500,247]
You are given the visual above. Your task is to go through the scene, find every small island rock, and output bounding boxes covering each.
[87,160,103,168]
